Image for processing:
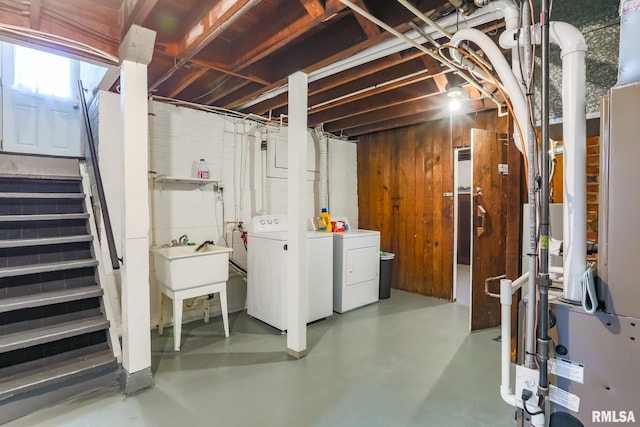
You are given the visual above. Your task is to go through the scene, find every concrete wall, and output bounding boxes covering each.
[95,91,358,330]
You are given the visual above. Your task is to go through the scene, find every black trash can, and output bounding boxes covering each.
[379,252,395,299]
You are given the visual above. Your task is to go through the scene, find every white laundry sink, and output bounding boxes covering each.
[151,245,233,291]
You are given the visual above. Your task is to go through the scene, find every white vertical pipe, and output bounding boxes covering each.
[499,278,545,427]
[500,279,516,407]
[549,22,588,303]
[287,71,308,357]
[120,59,152,374]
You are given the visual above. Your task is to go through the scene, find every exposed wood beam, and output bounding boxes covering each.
[225,21,415,110]
[0,6,120,60]
[298,0,325,18]
[30,0,42,30]
[189,58,271,86]
[164,66,209,98]
[309,68,433,114]
[432,73,449,93]
[200,78,252,105]
[247,50,426,116]
[120,0,158,40]
[323,94,487,135]
[227,1,346,71]
[309,79,439,125]
[150,0,257,91]
[320,94,447,132]
[352,0,380,39]
[178,0,256,59]
[343,110,446,136]
[420,54,442,75]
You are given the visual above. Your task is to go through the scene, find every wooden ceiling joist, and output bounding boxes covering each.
[29,0,41,30]
[120,0,157,39]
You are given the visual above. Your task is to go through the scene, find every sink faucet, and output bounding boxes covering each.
[171,235,189,246]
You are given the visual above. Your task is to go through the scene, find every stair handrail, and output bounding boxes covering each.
[77,80,121,270]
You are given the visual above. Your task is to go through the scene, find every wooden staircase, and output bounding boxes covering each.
[0,164,121,423]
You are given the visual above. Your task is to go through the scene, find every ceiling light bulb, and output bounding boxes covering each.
[447,87,464,98]
[449,99,461,111]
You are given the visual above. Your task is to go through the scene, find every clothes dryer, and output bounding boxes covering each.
[333,229,380,313]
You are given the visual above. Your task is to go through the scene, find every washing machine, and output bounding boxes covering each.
[333,229,380,313]
[247,215,333,331]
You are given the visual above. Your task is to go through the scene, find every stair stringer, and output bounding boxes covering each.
[79,161,122,363]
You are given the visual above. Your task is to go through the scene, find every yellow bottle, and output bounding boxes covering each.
[319,208,332,232]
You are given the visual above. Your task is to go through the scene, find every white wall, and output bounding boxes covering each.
[96,92,358,329]
[458,159,471,192]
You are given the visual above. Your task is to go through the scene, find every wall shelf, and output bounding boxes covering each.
[153,176,218,189]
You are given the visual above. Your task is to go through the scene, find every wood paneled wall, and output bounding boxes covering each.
[357,110,510,300]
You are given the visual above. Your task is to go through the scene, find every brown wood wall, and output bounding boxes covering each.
[357,110,510,300]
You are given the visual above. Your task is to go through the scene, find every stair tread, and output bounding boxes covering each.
[0,259,98,279]
[0,213,89,222]
[0,286,103,314]
[0,173,81,181]
[0,192,83,199]
[0,235,93,249]
[0,316,109,354]
[0,349,116,401]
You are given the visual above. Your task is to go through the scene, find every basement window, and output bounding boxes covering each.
[12,45,73,99]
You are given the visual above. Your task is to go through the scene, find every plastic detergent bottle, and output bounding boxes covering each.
[197,158,210,179]
[319,208,332,232]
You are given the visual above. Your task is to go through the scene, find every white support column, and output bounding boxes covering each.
[287,71,309,358]
[118,25,156,394]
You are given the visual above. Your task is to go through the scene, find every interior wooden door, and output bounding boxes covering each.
[470,128,512,331]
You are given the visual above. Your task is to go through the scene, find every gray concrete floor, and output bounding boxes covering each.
[7,290,516,427]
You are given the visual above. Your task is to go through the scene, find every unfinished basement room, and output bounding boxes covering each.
[0,0,636,426]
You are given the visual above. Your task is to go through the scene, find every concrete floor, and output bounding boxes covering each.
[7,290,516,427]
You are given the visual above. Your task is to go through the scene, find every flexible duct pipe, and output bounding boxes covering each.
[549,22,588,304]
[312,126,329,211]
[449,28,528,153]
[499,279,545,427]
[260,134,268,215]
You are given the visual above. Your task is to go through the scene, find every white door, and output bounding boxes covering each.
[1,43,83,157]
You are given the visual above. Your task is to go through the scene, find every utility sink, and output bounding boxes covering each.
[152,244,232,291]
[151,244,233,351]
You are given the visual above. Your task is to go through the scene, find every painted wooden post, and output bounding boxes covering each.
[119,25,156,394]
[287,71,309,358]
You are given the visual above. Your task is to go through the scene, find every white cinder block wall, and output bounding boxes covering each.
[95,91,358,330]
